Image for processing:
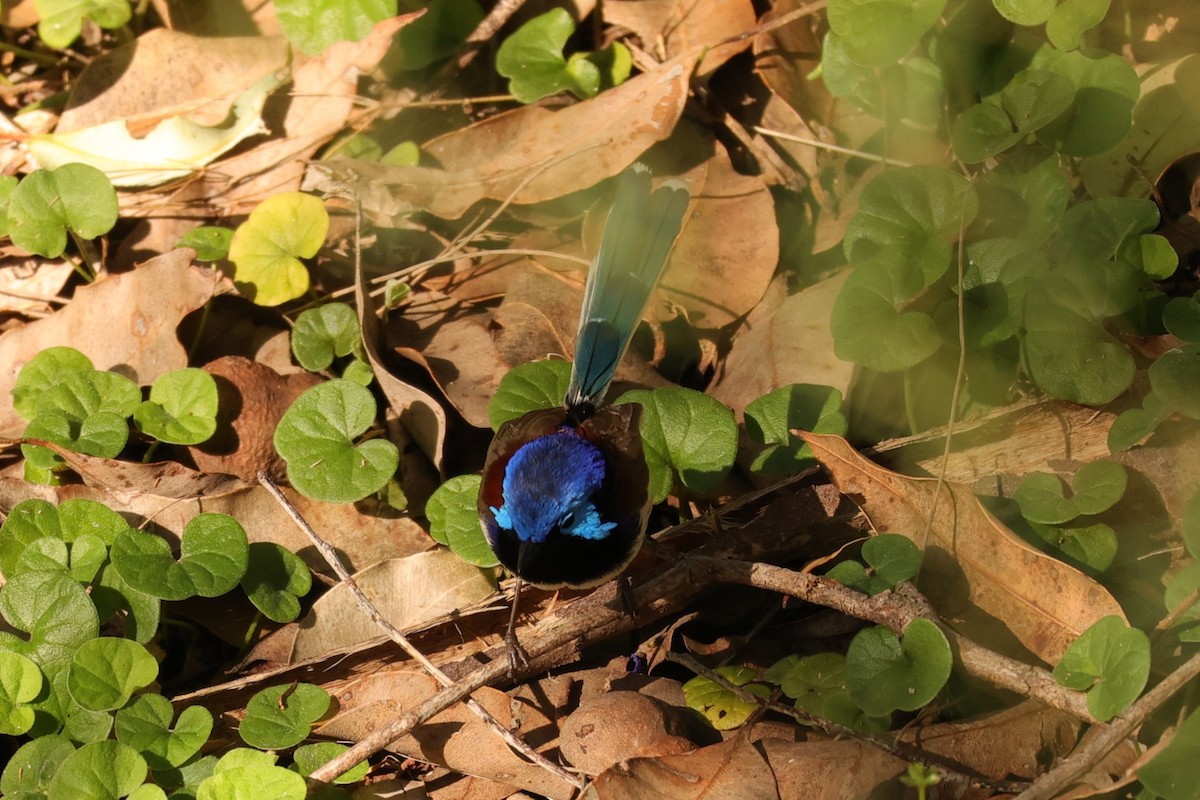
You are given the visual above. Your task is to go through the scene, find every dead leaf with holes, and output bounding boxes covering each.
[800,431,1126,663]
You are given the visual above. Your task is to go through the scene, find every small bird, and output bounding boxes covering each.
[478,163,690,669]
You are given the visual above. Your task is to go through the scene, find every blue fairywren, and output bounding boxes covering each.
[478,163,690,668]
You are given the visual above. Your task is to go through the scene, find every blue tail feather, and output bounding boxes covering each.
[565,164,690,410]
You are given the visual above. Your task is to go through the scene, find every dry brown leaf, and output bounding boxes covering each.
[0,259,73,315]
[759,739,903,800]
[709,272,855,416]
[317,671,571,799]
[0,249,222,436]
[605,0,757,77]
[800,431,1127,663]
[339,52,693,221]
[559,691,695,774]
[587,738,780,800]
[55,29,288,131]
[286,549,495,662]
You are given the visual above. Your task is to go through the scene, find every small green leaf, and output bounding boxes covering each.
[744,384,847,475]
[111,514,249,601]
[341,358,374,386]
[427,474,498,567]
[275,0,397,55]
[495,8,630,103]
[1052,615,1148,720]
[177,226,234,261]
[776,652,890,732]
[292,303,362,372]
[12,347,93,419]
[487,360,572,430]
[1140,705,1200,800]
[35,0,132,49]
[1,735,75,796]
[992,0,1055,24]
[0,650,43,734]
[1031,46,1139,157]
[1138,233,1178,279]
[1023,300,1134,405]
[229,192,330,306]
[1150,345,1200,419]
[863,534,922,585]
[273,380,399,503]
[826,0,947,68]
[7,164,118,257]
[1028,519,1118,572]
[1164,294,1200,343]
[1070,460,1126,514]
[1000,69,1076,134]
[0,498,61,577]
[92,562,161,644]
[682,665,771,730]
[0,569,99,672]
[239,683,330,749]
[1108,402,1169,453]
[1164,561,1200,643]
[134,368,219,445]
[197,764,307,800]
[1046,0,1112,51]
[24,409,131,467]
[1015,472,1078,525]
[241,542,313,623]
[115,694,214,771]
[67,637,157,712]
[845,619,952,716]
[45,740,146,800]
[291,742,370,784]
[952,102,1020,164]
[617,387,737,503]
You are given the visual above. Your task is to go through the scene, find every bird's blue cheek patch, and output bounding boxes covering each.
[491,505,513,530]
[561,502,616,540]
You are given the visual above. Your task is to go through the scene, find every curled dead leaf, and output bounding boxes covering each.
[560,691,696,775]
[800,431,1127,664]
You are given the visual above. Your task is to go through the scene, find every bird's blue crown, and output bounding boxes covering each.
[490,430,617,544]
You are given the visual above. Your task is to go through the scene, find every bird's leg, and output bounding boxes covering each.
[504,576,531,676]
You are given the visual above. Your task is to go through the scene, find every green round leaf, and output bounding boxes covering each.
[992,0,1055,24]
[1138,233,1179,279]
[862,534,922,586]
[197,764,307,800]
[273,380,399,503]
[487,360,572,431]
[826,0,947,68]
[1140,705,1200,800]
[275,0,396,55]
[35,368,140,420]
[45,740,146,800]
[241,542,313,623]
[1052,615,1148,721]
[24,408,131,466]
[176,225,234,261]
[1023,301,1134,405]
[12,347,93,419]
[1,735,75,796]
[744,384,847,475]
[845,619,952,716]
[682,665,771,730]
[617,387,737,503]
[292,303,362,371]
[0,650,43,735]
[67,638,158,712]
[496,8,590,103]
[427,474,498,567]
[341,358,374,386]
[110,514,249,601]
[115,694,214,771]
[134,368,219,445]
[1015,472,1078,524]
[1031,46,1139,157]
[1001,69,1076,134]
[93,562,161,645]
[777,652,890,732]
[292,742,369,784]
[228,191,330,306]
[1070,460,1127,515]
[7,164,118,258]
[1150,345,1200,419]
[36,0,132,48]
[0,498,61,577]
[952,102,1020,164]
[0,569,99,666]
[1164,561,1200,644]
[1164,295,1200,343]
[1047,0,1113,51]
[239,683,331,749]
[1028,519,1118,572]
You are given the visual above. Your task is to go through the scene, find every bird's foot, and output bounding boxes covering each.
[504,627,531,677]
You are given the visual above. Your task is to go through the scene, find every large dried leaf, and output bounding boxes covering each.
[587,739,780,800]
[759,739,903,800]
[0,249,221,436]
[286,550,495,662]
[605,0,757,77]
[339,52,693,220]
[710,272,855,416]
[801,431,1126,663]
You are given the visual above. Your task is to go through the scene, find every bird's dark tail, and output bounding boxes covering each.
[564,163,690,413]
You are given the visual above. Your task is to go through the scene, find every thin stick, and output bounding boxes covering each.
[256,475,584,791]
